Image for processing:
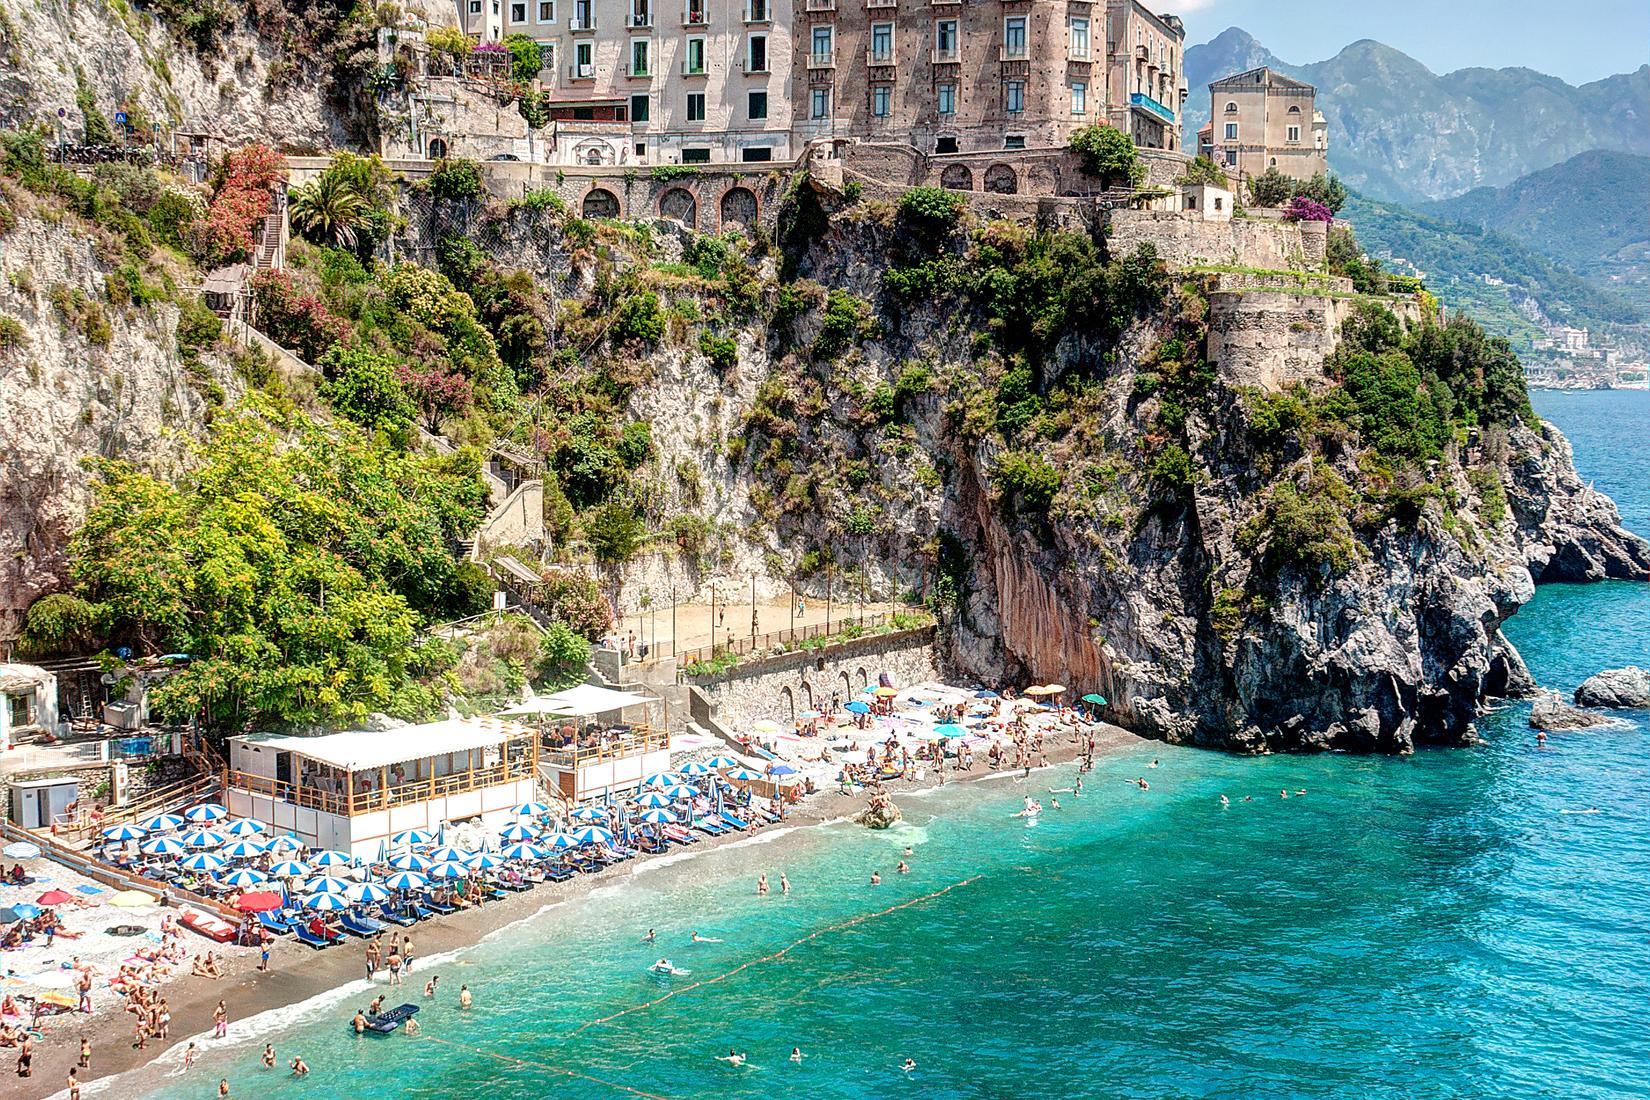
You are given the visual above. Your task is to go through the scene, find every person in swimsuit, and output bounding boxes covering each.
[870,871,881,885]
[387,948,403,986]
[290,1056,309,1077]
[901,1058,917,1072]
[790,1047,804,1063]
[716,1050,748,1067]
[353,1010,367,1035]
[459,985,473,1009]
[262,1043,275,1068]
[67,1067,81,1100]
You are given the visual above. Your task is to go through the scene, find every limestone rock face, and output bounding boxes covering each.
[855,801,903,830]
[1530,693,1619,731]
[1574,667,1650,710]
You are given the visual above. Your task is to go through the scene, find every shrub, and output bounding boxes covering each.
[1468,466,1508,526]
[610,292,664,345]
[993,450,1059,515]
[175,295,222,367]
[147,186,205,251]
[1068,125,1144,188]
[317,344,414,442]
[813,290,872,359]
[1149,444,1196,493]
[1175,156,1228,188]
[198,144,285,263]
[1246,167,1294,208]
[584,500,645,564]
[615,420,653,468]
[1237,463,1359,575]
[0,313,28,352]
[894,361,933,404]
[897,186,966,248]
[428,157,484,203]
[1282,196,1333,223]
[426,26,472,58]
[699,331,738,372]
[536,621,591,687]
[251,270,351,363]
[519,187,566,213]
[18,593,99,656]
[502,33,544,83]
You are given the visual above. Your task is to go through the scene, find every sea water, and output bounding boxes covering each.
[141,392,1650,1100]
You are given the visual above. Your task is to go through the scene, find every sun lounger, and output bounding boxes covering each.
[375,906,417,927]
[422,897,456,915]
[720,811,752,830]
[292,924,333,949]
[541,866,574,883]
[256,912,294,936]
[694,818,728,836]
[338,913,385,937]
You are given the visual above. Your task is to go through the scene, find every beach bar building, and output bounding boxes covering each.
[224,717,539,860]
[506,685,668,804]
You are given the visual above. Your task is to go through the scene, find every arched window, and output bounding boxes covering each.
[427,137,448,159]
[1287,105,1301,115]
[1223,101,1237,114]
[1269,157,1277,166]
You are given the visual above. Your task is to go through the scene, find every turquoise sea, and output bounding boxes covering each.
[142,391,1649,1100]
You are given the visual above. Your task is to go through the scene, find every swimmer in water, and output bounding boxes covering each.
[458,985,472,1009]
[261,1044,275,1069]
[691,931,723,943]
[716,1050,749,1067]
[1149,759,1159,768]
[1075,777,1083,797]
[781,873,790,895]
[424,977,438,999]
[1295,789,1306,796]
[1280,789,1289,798]
[896,860,909,874]
[289,1056,309,1078]
[1219,795,1230,807]
[1536,731,1547,747]
[901,1058,917,1073]
[642,929,656,944]
[903,846,913,856]
[870,870,882,885]
[1050,797,1060,810]
[790,1047,804,1064]
[1135,778,1150,790]
[1243,796,1254,803]
[757,874,768,896]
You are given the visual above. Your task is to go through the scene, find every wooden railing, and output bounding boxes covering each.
[541,727,669,769]
[57,772,221,841]
[227,771,350,816]
[227,758,534,817]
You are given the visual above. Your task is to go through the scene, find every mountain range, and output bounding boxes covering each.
[1183,28,1650,204]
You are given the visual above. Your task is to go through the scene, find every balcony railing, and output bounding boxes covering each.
[808,50,835,69]
[1130,91,1174,123]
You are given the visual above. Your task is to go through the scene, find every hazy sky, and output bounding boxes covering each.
[1159,0,1649,84]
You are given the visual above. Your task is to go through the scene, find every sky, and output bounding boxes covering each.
[1158,0,1649,85]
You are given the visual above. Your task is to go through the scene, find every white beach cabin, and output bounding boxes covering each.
[506,685,668,804]
[224,717,539,860]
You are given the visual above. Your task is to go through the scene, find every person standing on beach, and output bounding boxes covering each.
[68,1067,81,1100]
[16,1032,33,1077]
[366,938,381,981]
[402,935,414,973]
[387,946,403,987]
[259,941,270,972]
[184,1042,197,1070]
[213,1000,228,1039]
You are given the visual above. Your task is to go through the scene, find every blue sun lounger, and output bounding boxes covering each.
[422,896,456,915]
[339,912,385,937]
[292,924,334,949]
[256,911,294,935]
[375,905,417,927]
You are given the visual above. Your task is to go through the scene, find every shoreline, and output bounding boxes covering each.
[28,723,1144,1099]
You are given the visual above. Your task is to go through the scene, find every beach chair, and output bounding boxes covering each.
[292,924,333,949]
[542,866,574,883]
[375,905,417,927]
[720,811,752,831]
[256,911,294,936]
[338,912,385,937]
[422,896,456,915]
[693,818,727,837]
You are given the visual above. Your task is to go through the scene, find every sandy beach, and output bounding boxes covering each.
[15,717,1141,1099]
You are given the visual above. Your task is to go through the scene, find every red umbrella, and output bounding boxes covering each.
[234,891,283,912]
[36,889,73,906]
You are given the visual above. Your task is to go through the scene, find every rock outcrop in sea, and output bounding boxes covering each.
[1530,693,1622,731]
[1574,667,1650,709]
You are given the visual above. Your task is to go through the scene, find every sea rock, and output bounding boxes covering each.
[855,801,903,830]
[1529,693,1617,731]
[1573,667,1650,709]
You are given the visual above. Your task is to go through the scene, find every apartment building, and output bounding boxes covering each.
[502,0,795,165]
[1103,1,1185,150]
[458,0,506,43]
[1199,68,1328,181]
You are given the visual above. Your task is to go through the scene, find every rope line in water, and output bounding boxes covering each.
[567,875,983,1038]
[416,1033,670,1100]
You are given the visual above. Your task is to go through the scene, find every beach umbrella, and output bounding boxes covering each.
[101,823,148,842]
[303,892,349,911]
[725,768,764,782]
[934,723,968,739]
[874,687,898,699]
[570,826,613,846]
[500,842,546,861]
[466,852,505,870]
[218,868,268,889]
[498,823,539,842]
[349,882,392,904]
[181,829,225,849]
[767,763,798,776]
[860,686,877,694]
[637,809,675,824]
[264,834,303,852]
[634,790,673,809]
[139,814,184,832]
[428,861,469,880]
[389,853,431,872]
[664,784,698,801]
[543,832,578,850]
[303,875,352,895]
[221,838,269,860]
[177,852,227,873]
[222,818,266,837]
[678,761,711,777]
[10,902,43,920]
[234,891,283,913]
[799,710,822,720]
[752,720,781,734]
[310,849,355,868]
[1082,693,1108,705]
[705,755,739,769]
[139,836,187,857]
[184,803,228,822]
[2,840,42,861]
[640,772,679,789]
[268,860,311,878]
[391,829,433,847]
[975,689,1000,699]
[844,701,871,715]
[0,907,23,924]
[382,871,429,891]
[426,846,471,864]
[568,806,605,822]
[108,890,155,908]
[513,802,550,817]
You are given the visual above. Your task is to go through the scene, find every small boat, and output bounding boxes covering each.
[360,1003,420,1034]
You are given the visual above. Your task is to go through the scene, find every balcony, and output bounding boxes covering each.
[570,64,596,80]
[683,3,708,24]
[867,49,895,67]
[1130,91,1174,124]
[630,12,653,28]
[808,50,836,69]
[569,13,597,31]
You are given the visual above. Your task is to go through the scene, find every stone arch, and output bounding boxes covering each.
[984,163,1018,195]
[1223,101,1238,114]
[427,137,449,159]
[855,667,868,690]
[1287,104,1302,115]
[1269,157,1277,167]
[779,685,795,724]
[719,186,759,230]
[800,680,814,711]
[658,186,697,227]
[839,670,852,696]
[582,187,620,219]
[940,164,973,191]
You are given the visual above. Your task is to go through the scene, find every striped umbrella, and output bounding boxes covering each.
[725,768,764,782]
[498,823,539,842]
[221,838,269,860]
[268,860,311,878]
[264,835,303,853]
[101,824,148,842]
[568,807,605,822]
[302,876,352,895]
[140,813,184,832]
[222,818,266,837]
[349,882,392,904]
[665,784,699,801]
[640,773,680,789]
[466,852,506,870]
[310,850,355,868]
[181,830,225,849]
[513,802,550,817]
[389,852,432,872]
[177,851,227,873]
[634,790,673,809]
[428,861,469,880]
[382,871,429,891]
[570,826,613,846]
[139,836,186,857]
[752,720,781,734]
[183,803,228,823]
[391,829,433,847]
[543,832,578,850]
[426,846,471,864]
[303,892,349,911]
[704,756,739,769]
[500,842,546,861]
[218,868,268,889]
[678,761,711,777]
[637,809,675,824]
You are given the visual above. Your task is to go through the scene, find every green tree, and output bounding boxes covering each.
[536,622,590,689]
[502,33,545,84]
[1292,172,1348,214]
[1246,167,1294,207]
[583,500,645,565]
[1175,155,1228,188]
[318,344,415,443]
[289,172,368,249]
[1068,125,1145,188]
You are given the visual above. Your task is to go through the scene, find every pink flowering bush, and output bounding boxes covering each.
[1282,196,1334,223]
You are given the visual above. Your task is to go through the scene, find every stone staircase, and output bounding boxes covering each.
[253,201,287,271]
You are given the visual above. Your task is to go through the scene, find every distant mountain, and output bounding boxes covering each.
[1419,151,1650,293]
[1183,28,1650,203]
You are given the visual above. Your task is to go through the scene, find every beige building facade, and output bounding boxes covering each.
[1103,1,1185,151]
[1200,67,1328,181]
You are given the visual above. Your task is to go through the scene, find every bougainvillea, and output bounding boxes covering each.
[1282,195,1334,223]
[197,144,286,263]
[250,269,351,363]
[395,360,474,432]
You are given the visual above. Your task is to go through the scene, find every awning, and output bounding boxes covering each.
[235,718,532,773]
[494,556,541,586]
[0,664,52,693]
[501,684,655,719]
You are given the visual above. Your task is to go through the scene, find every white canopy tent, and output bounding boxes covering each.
[500,684,656,719]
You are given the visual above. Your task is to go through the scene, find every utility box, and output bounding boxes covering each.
[9,776,80,829]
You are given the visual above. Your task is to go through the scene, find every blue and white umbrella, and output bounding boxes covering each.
[513,802,549,817]
[466,852,506,870]
[637,808,675,824]
[181,830,225,849]
[184,803,228,823]
[498,823,539,842]
[634,790,674,809]
[303,875,352,895]
[500,842,546,861]
[221,838,269,860]
[391,829,433,847]
[640,772,680,789]
[218,868,268,889]
[543,832,578,850]
[177,851,227,872]
[665,784,699,800]
[568,807,605,822]
[389,852,432,872]
[570,826,613,846]
[268,860,311,878]
[303,892,349,911]
[3,841,42,860]
[264,834,303,853]
[428,861,470,880]
[382,871,429,891]
[725,768,764,782]
[101,824,148,842]
[348,882,392,904]
[140,836,186,857]
[222,818,266,837]
[705,755,739,769]
[678,761,711,777]
[426,846,471,864]
[310,849,355,868]
[844,700,871,715]
[140,813,184,832]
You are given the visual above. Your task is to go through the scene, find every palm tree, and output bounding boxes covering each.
[288,173,367,250]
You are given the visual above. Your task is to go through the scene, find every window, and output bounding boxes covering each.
[748,90,768,120]
[636,141,647,156]
[1005,135,1026,149]
[872,85,890,117]
[538,41,554,73]
[937,82,955,115]
[631,93,651,122]
[1288,105,1301,115]
[572,106,594,120]
[1069,17,1089,58]
[935,20,957,60]
[685,36,706,74]
[575,41,594,77]
[573,0,593,29]
[682,147,711,163]
[630,39,650,75]
[936,136,958,154]
[1224,149,1236,166]
[748,33,768,72]
[685,0,706,24]
[1287,125,1300,143]
[687,92,706,121]
[538,1,553,21]
[1223,101,1237,114]
[1214,196,1223,211]
[746,0,768,20]
[631,0,650,25]
[1224,122,1237,140]
[511,2,526,21]
[871,22,893,63]
[741,147,772,162]
[1070,81,1086,114]
[811,26,833,66]
[1003,17,1026,59]
[811,87,831,119]
[469,0,481,12]
[1005,80,1023,114]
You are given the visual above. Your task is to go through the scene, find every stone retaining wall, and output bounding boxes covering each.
[1207,290,1427,392]
[1108,210,1326,270]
